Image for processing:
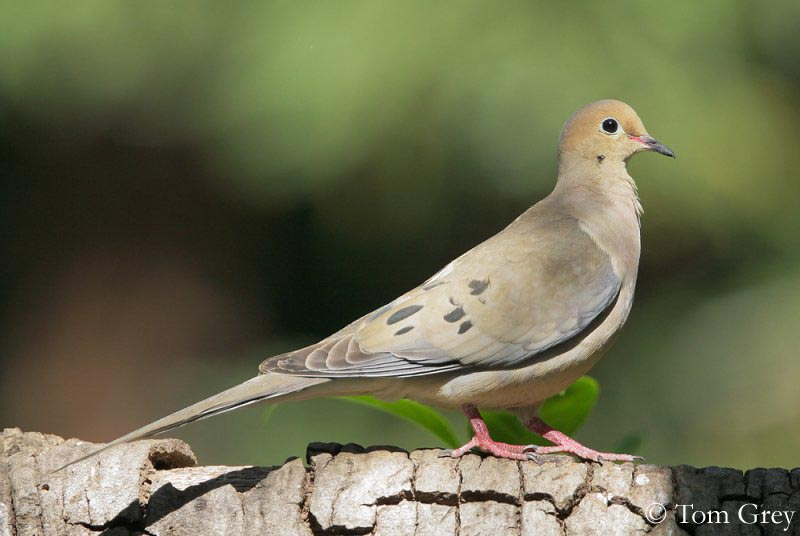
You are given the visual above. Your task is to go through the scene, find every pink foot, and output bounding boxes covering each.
[525,416,644,464]
[445,405,540,462]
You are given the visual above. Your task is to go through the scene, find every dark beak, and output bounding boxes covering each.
[636,135,675,158]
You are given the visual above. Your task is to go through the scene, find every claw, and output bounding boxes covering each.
[525,451,543,465]
[438,449,454,458]
[522,444,542,464]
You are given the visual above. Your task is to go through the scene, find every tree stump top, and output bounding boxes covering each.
[2,428,799,535]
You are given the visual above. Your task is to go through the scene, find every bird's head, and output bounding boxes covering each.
[558,99,674,168]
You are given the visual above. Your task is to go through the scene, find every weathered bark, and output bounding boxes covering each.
[2,428,799,535]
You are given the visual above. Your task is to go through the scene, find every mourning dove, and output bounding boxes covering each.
[58,99,673,470]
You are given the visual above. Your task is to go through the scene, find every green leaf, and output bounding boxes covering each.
[339,395,461,449]
[469,376,600,446]
[539,375,600,435]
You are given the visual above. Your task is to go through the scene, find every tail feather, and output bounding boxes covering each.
[55,374,329,472]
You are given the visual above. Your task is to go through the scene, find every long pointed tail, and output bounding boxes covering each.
[55,373,329,471]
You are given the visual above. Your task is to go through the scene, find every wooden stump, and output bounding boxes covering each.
[2,428,799,535]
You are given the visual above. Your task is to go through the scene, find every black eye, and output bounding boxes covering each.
[601,118,619,134]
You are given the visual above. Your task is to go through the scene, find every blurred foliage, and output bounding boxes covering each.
[1,0,800,470]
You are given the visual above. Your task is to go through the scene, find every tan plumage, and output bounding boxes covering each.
[58,99,673,470]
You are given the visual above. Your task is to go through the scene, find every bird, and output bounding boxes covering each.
[57,99,673,471]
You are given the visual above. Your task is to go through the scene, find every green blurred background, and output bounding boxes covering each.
[2,0,800,470]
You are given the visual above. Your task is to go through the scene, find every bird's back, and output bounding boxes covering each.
[261,193,628,380]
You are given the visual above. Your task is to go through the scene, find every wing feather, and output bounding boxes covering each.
[260,214,622,378]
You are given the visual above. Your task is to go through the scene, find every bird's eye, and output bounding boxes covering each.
[601,118,619,134]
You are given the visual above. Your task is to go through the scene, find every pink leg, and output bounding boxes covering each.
[447,405,540,462]
[524,416,643,463]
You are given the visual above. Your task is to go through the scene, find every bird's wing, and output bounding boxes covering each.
[260,214,621,378]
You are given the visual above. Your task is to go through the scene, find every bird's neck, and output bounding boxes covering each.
[551,158,642,279]
[555,158,643,221]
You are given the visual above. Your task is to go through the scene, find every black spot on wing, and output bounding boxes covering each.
[394,326,414,336]
[469,279,489,296]
[443,306,465,323]
[458,320,473,334]
[386,305,424,325]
